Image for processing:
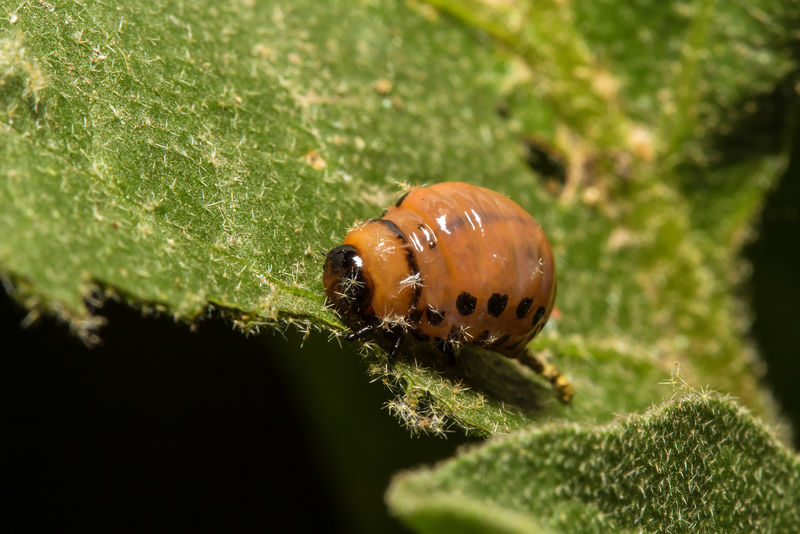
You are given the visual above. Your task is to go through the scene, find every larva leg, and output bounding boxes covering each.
[514,350,574,404]
[388,334,403,360]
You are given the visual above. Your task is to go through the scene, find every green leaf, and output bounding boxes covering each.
[1,0,797,437]
[387,391,800,533]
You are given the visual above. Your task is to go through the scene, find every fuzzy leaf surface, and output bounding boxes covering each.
[387,392,800,533]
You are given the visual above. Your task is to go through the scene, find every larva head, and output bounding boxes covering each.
[323,220,417,323]
[323,244,372,319]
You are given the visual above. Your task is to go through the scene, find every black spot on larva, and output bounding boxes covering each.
[475,330,491,346]
[408,309,422,324]
[531,306,546,327]
[427,305,445,326]
[395,191,410,207]
[487,293,508,317]
[491,334,510,348]
[456,292,477,315]
[411,330,429,342]
[473,330,490,347]
[516,297,534,319]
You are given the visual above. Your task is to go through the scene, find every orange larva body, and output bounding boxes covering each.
[324,181,556,356]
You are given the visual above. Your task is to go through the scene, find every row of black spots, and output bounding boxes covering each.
[456,291,536,320]
[427,295,540,327]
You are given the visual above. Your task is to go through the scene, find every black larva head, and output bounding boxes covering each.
[323,245,372,318]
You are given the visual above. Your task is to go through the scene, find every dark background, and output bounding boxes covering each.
[745,124,800,445]
[1,290,470,533]
[3,92,800,534]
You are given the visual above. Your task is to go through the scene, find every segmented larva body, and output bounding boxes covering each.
[323,182,571,402]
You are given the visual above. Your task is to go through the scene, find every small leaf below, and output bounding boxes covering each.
[387,391,800,533]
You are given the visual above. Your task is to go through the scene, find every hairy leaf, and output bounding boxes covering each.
[387,392,800,533]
